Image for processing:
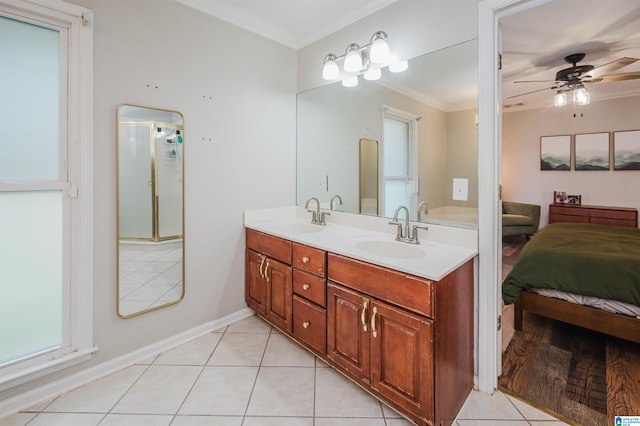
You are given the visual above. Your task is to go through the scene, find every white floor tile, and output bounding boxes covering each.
[111,365,201,415]
[528,422,571,426]
[98,414,173,425]
[171,415,242,426]
[207,333,269,366]
[456,390,524,420]
[154,333,222,365]
[26,413,104,425]
[179,366,258,416]
[506,394,565,422]
[225,316,272,333]
[314,367,384,418]
[315,419,386,426]
[242,417,314,426]
[0,413,37,426]
[261,334,315,367]
[386,418,417,426]
[246,367,315,417]
[44,365,147,413]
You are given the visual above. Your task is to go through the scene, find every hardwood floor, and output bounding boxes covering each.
[501,236,640,426]
[500,312,640,426]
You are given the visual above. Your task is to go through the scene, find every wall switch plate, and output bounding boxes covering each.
[453,178,468,201]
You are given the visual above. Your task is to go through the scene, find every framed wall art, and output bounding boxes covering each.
[540,135,571,170]
[614,130,640,170]
[575,132,609,170]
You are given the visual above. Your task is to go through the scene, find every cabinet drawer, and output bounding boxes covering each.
[246,229,292,264]
[293,269,326,307]
[328,253,433,318]
[292,243,326,276]
[293,295,326,355]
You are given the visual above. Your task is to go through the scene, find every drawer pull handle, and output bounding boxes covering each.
[264,261,270,283]
[258,256,265,279]
[361,301,368,332]
[302,256,310,263]
[302,283,310,290]
[303,321,310,329]
[371,306,378,338]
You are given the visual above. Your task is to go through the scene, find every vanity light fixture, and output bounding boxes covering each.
[322,31,406,87]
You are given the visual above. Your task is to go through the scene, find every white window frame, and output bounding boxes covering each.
[0,0,94,390]
[381,105,420,218]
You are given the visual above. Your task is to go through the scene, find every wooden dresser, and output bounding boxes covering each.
[548,203,638,228]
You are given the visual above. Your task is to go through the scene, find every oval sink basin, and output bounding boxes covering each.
[355,239,426,259]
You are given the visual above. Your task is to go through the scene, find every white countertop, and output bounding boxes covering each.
[244,207,478,282]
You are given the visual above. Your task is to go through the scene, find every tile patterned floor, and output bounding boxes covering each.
[0,316,569,425]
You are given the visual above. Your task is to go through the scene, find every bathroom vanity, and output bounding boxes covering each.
[245,208,477,426]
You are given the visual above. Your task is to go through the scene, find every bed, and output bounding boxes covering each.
[502,221,640,344]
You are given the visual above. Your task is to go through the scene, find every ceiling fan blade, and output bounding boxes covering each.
[588,57,639,78]
[507,85,558,99]
[513,79,560,84]
[585,72,640,83]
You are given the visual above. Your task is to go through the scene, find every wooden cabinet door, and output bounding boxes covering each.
[265,257,293,333]
[327,283,370,382]
[370,300,434,422]
[245,249,266,315]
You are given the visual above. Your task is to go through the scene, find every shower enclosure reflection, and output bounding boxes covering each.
[117,104,185,318]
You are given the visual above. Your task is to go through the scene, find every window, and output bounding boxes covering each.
[0,0,93,388]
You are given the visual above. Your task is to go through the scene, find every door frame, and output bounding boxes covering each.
[477,0,553,393]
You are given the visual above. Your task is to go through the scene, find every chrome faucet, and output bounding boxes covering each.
[305,197,330,226]
[389,205,428,244]
[418,201,429,222]
[330,195,343,211]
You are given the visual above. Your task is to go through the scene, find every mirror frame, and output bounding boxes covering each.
[116,103,185,318]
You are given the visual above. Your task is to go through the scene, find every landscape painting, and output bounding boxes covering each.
[540,135,571,170]
[614,130,640,170]
[575,133,609,170]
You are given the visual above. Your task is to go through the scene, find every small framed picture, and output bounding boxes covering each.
[567,195,582,205]
[541,135,571,170]
[575,132,609,170]
[614,130,640,170]
[554,191,568,203]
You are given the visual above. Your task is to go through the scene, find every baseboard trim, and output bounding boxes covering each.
[0,307,254,419]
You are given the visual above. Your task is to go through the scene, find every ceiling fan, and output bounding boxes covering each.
[509,53,640,101]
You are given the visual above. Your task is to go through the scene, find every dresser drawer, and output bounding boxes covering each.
[293,269,326,307]
[292,243,326,276]
[293,295,326,355]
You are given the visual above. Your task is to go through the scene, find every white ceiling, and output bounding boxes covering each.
[175,0,397,49]
[501,0,640,110]
[174,0,640,111]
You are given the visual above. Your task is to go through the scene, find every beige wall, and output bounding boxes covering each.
[446,109,479,207]
[1,0,296,401]
[503,95,640,226]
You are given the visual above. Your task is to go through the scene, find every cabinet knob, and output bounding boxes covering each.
[302,283,310,290]
[302,256,310,263]
[303,321,310,329]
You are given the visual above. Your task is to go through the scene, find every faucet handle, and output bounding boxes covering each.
[319,211,331,225]
[388,221,404,240]
[410,224,428,243]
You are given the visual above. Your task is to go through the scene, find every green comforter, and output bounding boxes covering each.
[502,222,640,306]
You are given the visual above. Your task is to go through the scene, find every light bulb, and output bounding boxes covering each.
[344,44,363,73]
[554,92,567,107]
[322,55,340,80]
[369,33,390,64]
[364,68,381,81]
[342,76,358,87]
[389,60,408,73]
[574,87,590,106]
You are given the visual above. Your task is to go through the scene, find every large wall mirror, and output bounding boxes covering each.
[117,104,185,318]
[297,39,478,229]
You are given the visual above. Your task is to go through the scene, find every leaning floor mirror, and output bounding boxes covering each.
[117,104,185,318]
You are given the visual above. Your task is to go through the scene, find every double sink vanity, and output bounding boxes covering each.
[244,206,478,426]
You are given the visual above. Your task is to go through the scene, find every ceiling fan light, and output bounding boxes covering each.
[574,87,590,105]
[342,76,359,87]
[363,68,381,81]
[554,92,567,107]
[389,60,408,73]
[369,32,390,64]
[322,54,340,80]
[344,44,363,73]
